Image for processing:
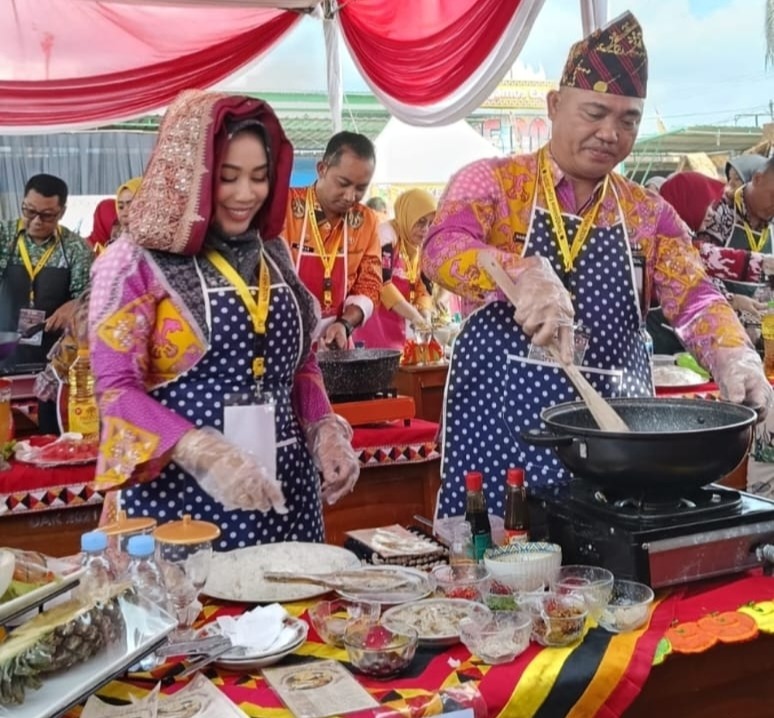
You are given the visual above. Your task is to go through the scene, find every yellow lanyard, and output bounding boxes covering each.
[205,249,271,380]
[16,224,60,305]
[538,147,609,274]
[734,187,769,252]
[398,239,421,305]
[305,185,344,309]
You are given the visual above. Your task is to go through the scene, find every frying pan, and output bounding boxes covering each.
[523,397,756,493]
[0,323,47,360]
[317,348,402,400]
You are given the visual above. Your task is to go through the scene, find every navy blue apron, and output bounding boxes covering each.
[122,252,324,551]
[438,190,652,518]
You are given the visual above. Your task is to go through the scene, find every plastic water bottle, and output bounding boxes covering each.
[763,300,774,380]
[123,535,171,613]
[67,348,99,436]
[78,530,116,604]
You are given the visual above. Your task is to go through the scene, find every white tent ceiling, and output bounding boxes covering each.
[371,117,504,186]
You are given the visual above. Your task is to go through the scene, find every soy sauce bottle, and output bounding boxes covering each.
[502,467,530,545]
[464,471,492,561]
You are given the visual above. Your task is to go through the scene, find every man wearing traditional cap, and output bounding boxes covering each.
[422,12,772,517]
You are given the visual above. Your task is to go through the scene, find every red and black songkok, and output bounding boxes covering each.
[560,11,648,99]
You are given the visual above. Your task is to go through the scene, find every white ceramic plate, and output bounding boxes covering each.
[7,592,176,718]
[0,560,84,624]
[199,616,308,662]
[203,542,360,603]
[652,365,709,389]
[335,566,434,605]
[382,598,491,646]
[199,617,308,671]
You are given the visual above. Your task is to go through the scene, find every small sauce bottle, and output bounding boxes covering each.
[502,467,530,545]
[464,471,492,561]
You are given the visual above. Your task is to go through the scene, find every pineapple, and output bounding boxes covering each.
[0,586,128,705]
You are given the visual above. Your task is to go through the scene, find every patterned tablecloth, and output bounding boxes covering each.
[0,420,440,517]
[61,572,774,718]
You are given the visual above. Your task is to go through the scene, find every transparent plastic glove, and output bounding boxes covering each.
[730,294,767,319]
[710,347,773,421]
[172,428,287,513]
[306,414,360,505]
[508,255,575,364]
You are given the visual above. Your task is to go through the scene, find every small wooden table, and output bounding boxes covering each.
[394,363,449,423]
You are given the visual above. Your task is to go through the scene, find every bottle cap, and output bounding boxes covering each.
[127,534,155,558]
[506,468,525,487]
[81,530,108,552]
[465,471,483,492]
[153,514,221,545]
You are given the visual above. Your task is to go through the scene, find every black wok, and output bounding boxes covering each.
[523,398,756,493]
[317,348,402,400]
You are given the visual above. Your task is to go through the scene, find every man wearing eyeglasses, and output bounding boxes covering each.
[0,174,92,384]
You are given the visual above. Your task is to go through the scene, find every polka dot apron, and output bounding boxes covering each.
[122,252,324,551]
[438,192,653,518]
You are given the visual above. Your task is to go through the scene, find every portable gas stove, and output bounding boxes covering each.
[529,480,774,587]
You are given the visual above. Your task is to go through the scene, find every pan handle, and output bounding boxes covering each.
[521,430,575,447]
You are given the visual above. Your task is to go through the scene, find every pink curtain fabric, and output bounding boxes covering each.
[339,0,529,105]
[0,0,542,128]
[0,2,299,127]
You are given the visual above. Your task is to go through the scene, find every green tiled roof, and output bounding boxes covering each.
[99,91,391,155]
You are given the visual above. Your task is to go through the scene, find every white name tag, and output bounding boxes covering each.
[223,402,277,481]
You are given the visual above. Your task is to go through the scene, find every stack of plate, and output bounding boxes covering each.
[200,617,309,671]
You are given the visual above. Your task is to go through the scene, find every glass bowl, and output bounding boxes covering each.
[431,563,491,602]
[459,611,532,664]
[485,581,546,612]
[483,542,561,592]
[552,565,614,620]
[343,618,418,678]
[597,580,654,633]
[524,592,587,647]
[307,599,380,648]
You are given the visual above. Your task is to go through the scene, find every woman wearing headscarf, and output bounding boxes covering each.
[724,155,768,201]
[88,90,359,551]
[354,189,436,350]
[87,177,143,253]
[661,170,768,345]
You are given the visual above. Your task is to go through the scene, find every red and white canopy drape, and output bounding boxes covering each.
[0,0,607,131]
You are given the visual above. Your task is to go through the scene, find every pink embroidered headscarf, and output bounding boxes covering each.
[129,89,293,255]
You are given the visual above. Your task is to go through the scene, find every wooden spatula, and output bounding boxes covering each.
[477,251,630,433]
[262,568,412,592]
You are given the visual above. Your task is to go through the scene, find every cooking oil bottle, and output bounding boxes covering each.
[68,348,100,436]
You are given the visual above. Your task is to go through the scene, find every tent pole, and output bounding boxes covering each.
[322,0,343,132]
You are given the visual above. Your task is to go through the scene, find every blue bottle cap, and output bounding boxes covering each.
[127,534,155,558]
[81,530,108,552]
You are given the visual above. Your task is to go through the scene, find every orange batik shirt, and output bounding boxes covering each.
[281,186,382,322]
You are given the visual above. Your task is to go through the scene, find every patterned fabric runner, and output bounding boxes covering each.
[62,573,774,718]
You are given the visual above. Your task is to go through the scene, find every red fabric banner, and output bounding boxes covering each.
[339,0,528,105]
[0,2,298,126]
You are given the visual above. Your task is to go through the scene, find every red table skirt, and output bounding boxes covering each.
[0,419,440,516]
